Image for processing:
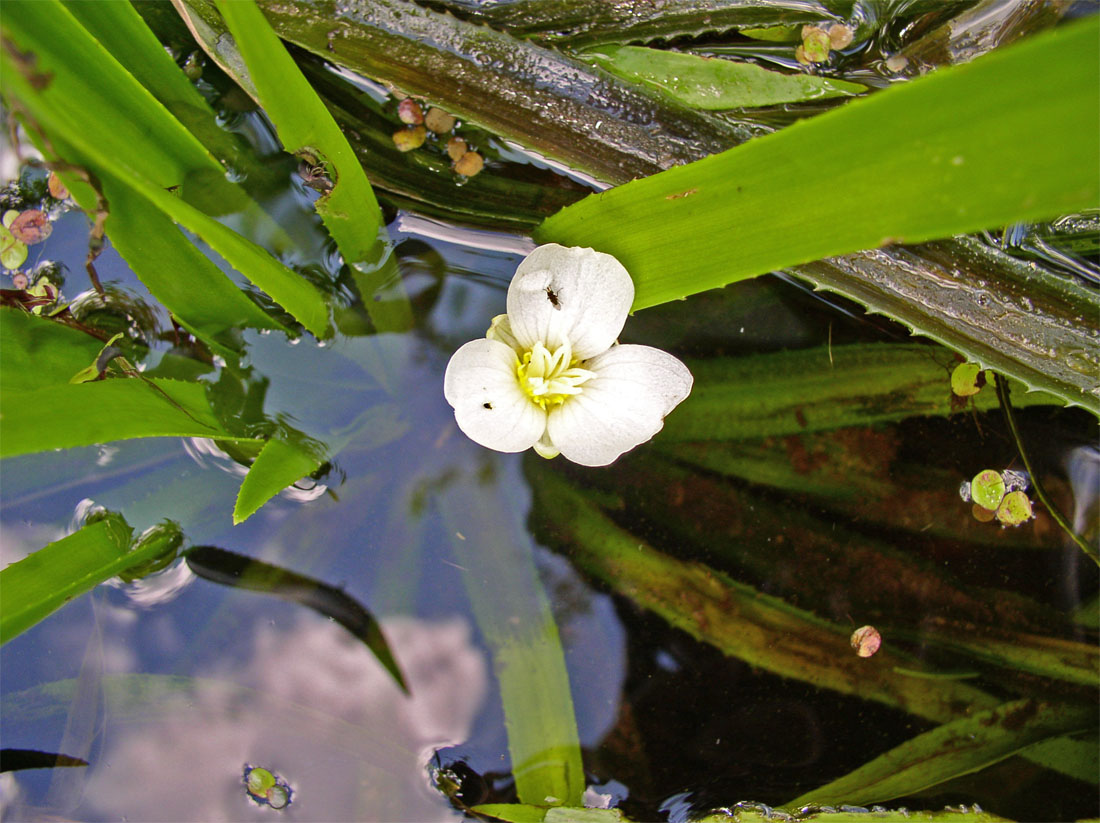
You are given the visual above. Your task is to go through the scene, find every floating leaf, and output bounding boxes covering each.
[8,210,52,244]
[0,212,28,270]
[582,45,865,108]
[971,469,1006,510]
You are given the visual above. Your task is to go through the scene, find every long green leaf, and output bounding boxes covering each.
[663,343,1059,442]
[214,0,383,261]
[535,19,1099,309]
[0,515,182,643]
[581,45,865,108]
[58,0,253,173]
[0,308,261,458]
[233,438,323,524]
[787,699,1097,807]
[97,173,287,346]
[1,0,226,191]
[0,379,262,458]
[213,0,413,333]
[437,471,585,807]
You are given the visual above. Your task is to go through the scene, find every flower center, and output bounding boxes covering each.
[517,341,596,410]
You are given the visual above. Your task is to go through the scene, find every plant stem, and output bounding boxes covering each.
[995,373,1098,566]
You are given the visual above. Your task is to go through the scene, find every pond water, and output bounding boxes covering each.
[2,17,1099,823]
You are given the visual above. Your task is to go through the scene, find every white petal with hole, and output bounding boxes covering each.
[443,338,547,453]
[545,344,693,466]
[506,244,634,361]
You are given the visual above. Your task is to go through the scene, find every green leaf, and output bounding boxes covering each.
[787,699,1097,807]
[0,514,182,643]
[233,437,323,524]
[535,19,1099,309]
[59,0,258,175]
[0,379,258,458]
[0,308,104,392]
[663,343,1059,442]
[1,0,331,337]
[475,805,628,823]
[99,176,287,346]
[582,45,865,108]
[438,474,585,806]
[214,0,383,260]
[1,0,225,191]
[214,0,413,332]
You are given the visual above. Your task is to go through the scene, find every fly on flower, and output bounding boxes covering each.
[444,244,693,466]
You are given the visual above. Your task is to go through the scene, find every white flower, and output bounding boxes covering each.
[443,244,693,467]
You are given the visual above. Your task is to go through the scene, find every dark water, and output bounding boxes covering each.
[2,43,1098,823]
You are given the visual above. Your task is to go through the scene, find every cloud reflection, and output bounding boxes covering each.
[82,616,486,822]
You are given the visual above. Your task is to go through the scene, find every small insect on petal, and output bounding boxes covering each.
[9,210,52,245]
[850,625,881,657]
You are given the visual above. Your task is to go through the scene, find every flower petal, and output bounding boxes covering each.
[444,339,547,453]
[506,244,634,360]
[546,344,693,466]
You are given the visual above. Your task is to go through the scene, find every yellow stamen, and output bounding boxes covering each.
[517,341,596,410]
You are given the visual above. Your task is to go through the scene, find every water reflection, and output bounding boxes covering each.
[30,617,486,822]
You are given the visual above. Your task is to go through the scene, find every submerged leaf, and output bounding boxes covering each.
[582,45,866,109]
[185,545,407,692]
[788,700,1097,807]
[0,749,89,772]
